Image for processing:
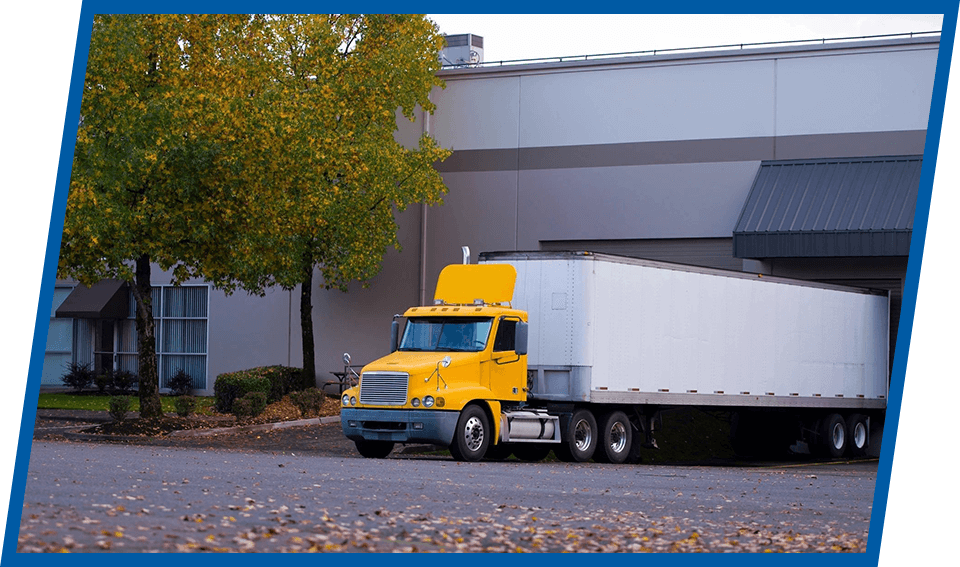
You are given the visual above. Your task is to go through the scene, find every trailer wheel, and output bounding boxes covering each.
[450,404,490,462]
[820,413,847,458]
[846,414,869,457]
[354,440,394,459]
[595,411,632,464]
[556,409,598,462]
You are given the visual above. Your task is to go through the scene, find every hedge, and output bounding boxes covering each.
[213,365,302,413]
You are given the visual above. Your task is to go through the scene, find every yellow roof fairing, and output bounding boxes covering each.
[433,264,516,306]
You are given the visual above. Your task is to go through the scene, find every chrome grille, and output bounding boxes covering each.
[359,372,409,406]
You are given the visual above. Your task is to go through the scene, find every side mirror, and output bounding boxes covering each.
[342,352,351,365]
[515,322,529,356]
[441,355,452,368]
[390,319,400,353]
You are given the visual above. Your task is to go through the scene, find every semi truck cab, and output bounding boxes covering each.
[340,262,557,461]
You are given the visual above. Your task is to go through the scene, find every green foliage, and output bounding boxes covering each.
[59,15,276,418]
[94,372,112,394]
[108,396,133,422]
[173,395,197,417]
[232,14,451,293]
[213,366,300,408]
[262,366,303,402]
[232,391,268,420]
[87,369,139,395]
[37,393,215,414]
[167,369,194,396]
[61,362,95,393]
[109,369,139,395]
[58,15,450,405]
[289,388,325,417]
[214,371,271,413]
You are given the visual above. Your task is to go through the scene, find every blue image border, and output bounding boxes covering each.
[4,1,958,564]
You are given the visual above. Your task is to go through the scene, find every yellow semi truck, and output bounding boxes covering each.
[340,250,889,463]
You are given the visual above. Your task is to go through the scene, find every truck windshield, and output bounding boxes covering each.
[399,317,494,352]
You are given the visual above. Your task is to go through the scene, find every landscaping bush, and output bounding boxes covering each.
[214,371,271,413]
[94,372,112,395]
[231,391,267,420]
[109,370,138,395]
[108,396,132,422]
[167,369,194,397]
[173,395,197,417]
[261,366,303,402]
[213,366,302,413]
[290,388,325,417]
[61,362,95,393]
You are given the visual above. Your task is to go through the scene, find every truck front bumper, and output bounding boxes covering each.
[341,408,459,446]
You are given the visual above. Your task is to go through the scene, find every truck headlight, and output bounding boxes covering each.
[342,394,350,406]
[411,397,421,407]
[350,396,357,406]
[423,396,435,408]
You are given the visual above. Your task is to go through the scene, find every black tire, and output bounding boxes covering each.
[595,411,633,464]
[484,443,513,461]
[354,440,394,459]
[819,413,847,458]
[512,444,553,462]
[845,414,869,458]
[451,405,491,462]
[557,409,597,462]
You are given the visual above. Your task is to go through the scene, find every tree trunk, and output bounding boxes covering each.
[133,253,163,419]
[300,247,317,389]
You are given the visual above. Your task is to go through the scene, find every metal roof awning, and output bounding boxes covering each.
[733,156,922,258]
[55,279,130,319]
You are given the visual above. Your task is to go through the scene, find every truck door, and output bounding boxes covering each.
[484,317,525,402]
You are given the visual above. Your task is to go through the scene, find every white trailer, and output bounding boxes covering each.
[480,251,889,459]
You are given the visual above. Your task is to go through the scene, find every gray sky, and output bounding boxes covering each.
[428,14,943,63]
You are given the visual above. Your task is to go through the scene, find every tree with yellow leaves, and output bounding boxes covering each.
[59,14,449,414]
[229,14,450,387]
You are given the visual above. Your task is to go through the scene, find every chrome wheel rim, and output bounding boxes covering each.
[464,416,484,452]
[853,422,867,449]
[573,419,593,452]
[831,422,845,450]
[609,421,627,454]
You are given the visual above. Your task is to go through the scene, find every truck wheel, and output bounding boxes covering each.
[556,409,597,462]
[819,413,847,458]
[354,440,394,459]
[512,444,552,462]
[451,405,490,462]
[846,414,869,457]
[595,411,632,464]
[485,443,513,461]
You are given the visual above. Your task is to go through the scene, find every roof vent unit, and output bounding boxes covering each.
[440,33,483,67]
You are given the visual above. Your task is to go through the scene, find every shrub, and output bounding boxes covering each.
[232,391,267,420]
[94,372,112,395]
[290,388,325,417]
[167,369,194,397]
[108,396,132,422]
[61,362,95,393]
[110,370,138,395]
[174,395,197,417]
[214,371,271,413]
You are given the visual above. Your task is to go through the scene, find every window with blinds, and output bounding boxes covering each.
[114,285,210,391]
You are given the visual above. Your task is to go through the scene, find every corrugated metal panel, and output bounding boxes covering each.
[734,156,922,258]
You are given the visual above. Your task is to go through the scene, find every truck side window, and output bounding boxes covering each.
[493,319,517,352]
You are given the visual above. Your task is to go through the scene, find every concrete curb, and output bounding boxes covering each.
[50,416,447,456]
[166,416,339,437]
[54,415,340,444]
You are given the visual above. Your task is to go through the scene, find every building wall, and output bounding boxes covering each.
[403,37,937,305]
